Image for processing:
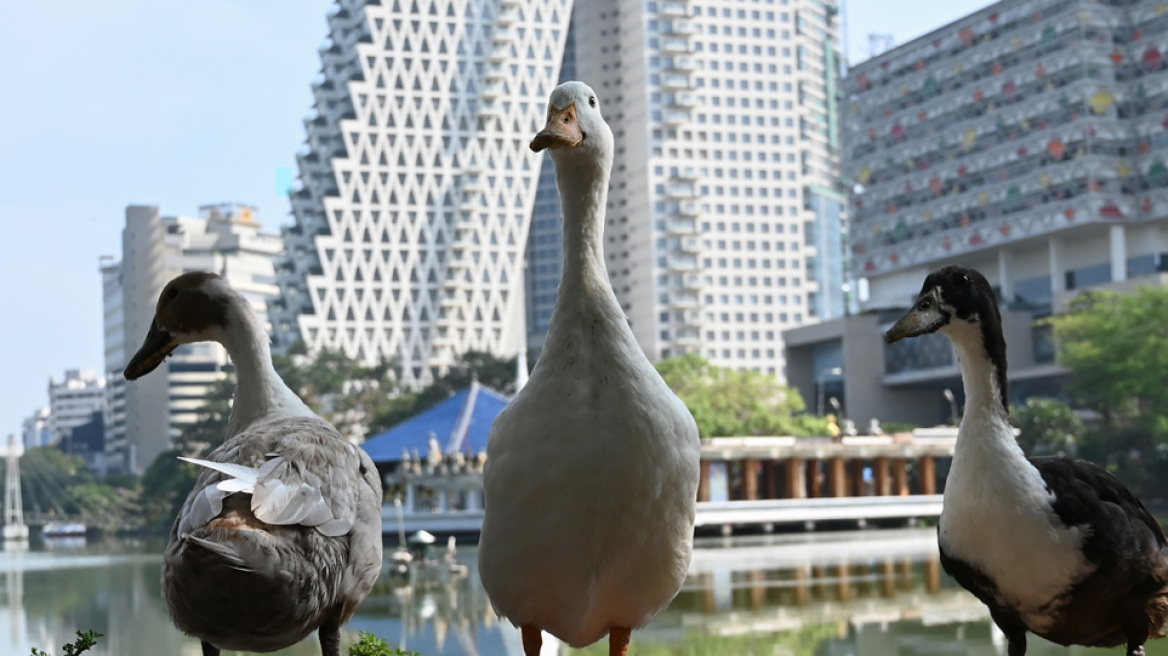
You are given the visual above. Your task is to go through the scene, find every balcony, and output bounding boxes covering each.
[496,8,519,25]
[479,101,504,119]
[661,37,691,54]
[676,166,703,181]
[680,274,703,291]
[481,82,504,101]
[667,217,697,234]
[668,57,697,73]
[662,74,692,90]
[660,2,689,18]
[667,254,699,271]
[460,195,485,213]
[492,28,516,47]
[677,201,702,216]
[672,292,700,308]
[671,92,698,109]
[662,108,691,126]
[462,174,488,193]
[489,47,510,64]
[485,65,507,84]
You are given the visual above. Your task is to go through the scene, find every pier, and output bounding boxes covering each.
[378,429,957,537]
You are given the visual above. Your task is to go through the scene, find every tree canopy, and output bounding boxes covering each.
[1011,397,1083,457]
[273,343,402,442]
[655,354,829,438]
[1048,287,1168,430]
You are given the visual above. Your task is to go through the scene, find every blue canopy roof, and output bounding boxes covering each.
[361,382,512,464]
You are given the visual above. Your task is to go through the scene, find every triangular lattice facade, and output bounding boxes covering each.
[272,0,571,387]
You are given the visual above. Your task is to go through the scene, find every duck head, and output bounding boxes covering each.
[124,271,234,380]
[884,265,1009,411]
[530,81,613,169]
[883,265,1001,345]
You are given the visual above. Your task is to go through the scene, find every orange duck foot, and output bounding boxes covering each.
[610,627,631,656]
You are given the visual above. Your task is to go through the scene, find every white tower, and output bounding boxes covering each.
[3,435,28,541]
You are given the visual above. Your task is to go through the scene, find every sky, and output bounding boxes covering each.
[0,0,992,441]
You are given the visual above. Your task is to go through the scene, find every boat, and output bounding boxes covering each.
[41,523,87,538]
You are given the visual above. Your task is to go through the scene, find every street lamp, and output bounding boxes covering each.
[817,366,843,416]
[943,388,959,425]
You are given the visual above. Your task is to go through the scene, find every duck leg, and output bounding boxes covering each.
[1128,645,1146,656]
[989,610,1026,656]
[521,624,541,656]
[201,641,219,656]
[609,627,631,656]
[319,622,341,656]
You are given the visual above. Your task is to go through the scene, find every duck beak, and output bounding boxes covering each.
[884,298,947,344]
[531,103,584,152]
[124,320,179,380]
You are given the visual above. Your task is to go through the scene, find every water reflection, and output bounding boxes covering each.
[3,529,1161,655]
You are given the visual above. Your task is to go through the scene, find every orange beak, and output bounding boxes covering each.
[530,103,585,152]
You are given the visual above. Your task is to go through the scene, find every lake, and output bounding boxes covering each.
[4,528,1161,655]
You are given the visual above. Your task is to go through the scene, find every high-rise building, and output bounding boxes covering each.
[524,0,845,374]
[785,0,1168,427]
[271,0,572,387]
[21,407,51,451]
[47,369,105,447]
[103,203,283,474]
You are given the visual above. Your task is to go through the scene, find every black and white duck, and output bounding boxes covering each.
[885,264,1168,656]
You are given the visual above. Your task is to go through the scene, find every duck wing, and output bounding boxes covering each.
[178,419,379,538]
[1032,456,1168,564]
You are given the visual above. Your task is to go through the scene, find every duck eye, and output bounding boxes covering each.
[165,287,179,301]
[588,96,596,108]
[917,299,931,311]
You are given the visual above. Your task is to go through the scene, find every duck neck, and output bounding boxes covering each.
[219,298,313,437]
[950,324,1014,447]
[553,153,617,308]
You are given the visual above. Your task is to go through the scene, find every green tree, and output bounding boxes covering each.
[1048,287,1168,430]
[655,354,829,438]
[1011,397,1084,456]
[273,342,403,442]
[3,448,137,526]
[175,376,235,454]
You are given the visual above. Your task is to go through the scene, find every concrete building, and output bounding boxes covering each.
[21,407,51,451]
[270,0,572,387]
[786,0,1168,427]
[47,369,105,448]
[524,0,845,374]
[103,203,283,474]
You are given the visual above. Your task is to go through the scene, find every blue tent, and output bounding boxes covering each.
[361,382,512,464]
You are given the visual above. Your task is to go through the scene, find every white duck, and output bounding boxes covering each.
[124,271,383,656]
[885,265,1168,656]
[478,81,702,656]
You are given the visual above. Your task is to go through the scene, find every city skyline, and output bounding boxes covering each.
[0,0,991,440]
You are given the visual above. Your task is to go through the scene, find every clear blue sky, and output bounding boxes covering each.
[0,0,992,443]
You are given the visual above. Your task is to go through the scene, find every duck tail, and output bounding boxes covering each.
[183,534,252,572]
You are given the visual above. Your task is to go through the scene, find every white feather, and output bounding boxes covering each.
[180,456,261,490]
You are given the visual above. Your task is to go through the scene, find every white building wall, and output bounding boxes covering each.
[271,0,572,388]
[105,203,282,474]
[527,0,843,377]
[47,369,105,447]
